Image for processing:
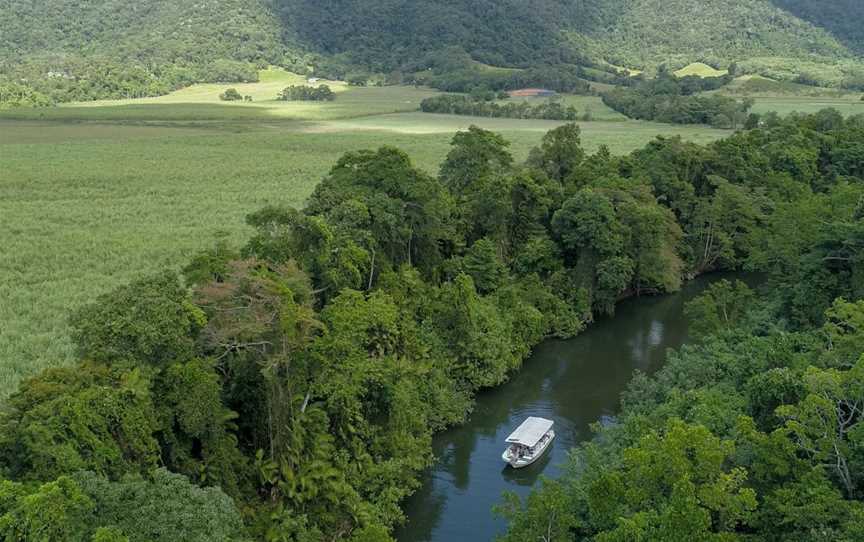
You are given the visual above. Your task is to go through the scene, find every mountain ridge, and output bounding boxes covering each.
[2,0,863,103]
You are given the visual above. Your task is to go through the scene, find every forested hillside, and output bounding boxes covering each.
[3,0,864,105]
[276,0,583,70]
[0,0,285,65]
[278,0,862,72]
[0,0,298,103]
[772,0,864,53]
[578,0,852,67]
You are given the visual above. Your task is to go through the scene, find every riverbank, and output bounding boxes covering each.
[397,273,737,540]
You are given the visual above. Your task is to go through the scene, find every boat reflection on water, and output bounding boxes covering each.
[501,445,554,485]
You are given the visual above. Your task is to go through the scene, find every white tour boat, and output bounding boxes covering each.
[501,417,555,468]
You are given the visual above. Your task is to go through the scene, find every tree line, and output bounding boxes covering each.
[0,82,52,109]
[1,108,863,540]
[277,84,336,102]
[602,72,754,127]
[420,94,581,121]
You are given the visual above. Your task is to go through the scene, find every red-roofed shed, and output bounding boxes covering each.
[507,88,557,98]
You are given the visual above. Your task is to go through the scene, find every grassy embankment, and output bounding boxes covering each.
[674,62,728,78]
[0,67,737,398]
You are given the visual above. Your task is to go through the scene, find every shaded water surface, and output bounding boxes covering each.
[397,274,730,541]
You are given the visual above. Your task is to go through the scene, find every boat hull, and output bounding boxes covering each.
[502,430,555,468]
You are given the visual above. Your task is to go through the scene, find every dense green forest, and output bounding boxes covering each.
[772,0,864,53]
[4,2,864,540]
[279,0,863,74]
[2,107,863,540]
[578,0,853,67]
[3,0,864,105]
[0,0,287,103]
[500,180,864,538]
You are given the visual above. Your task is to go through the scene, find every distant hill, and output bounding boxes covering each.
[771,0,864,53]
[276,0,864,71]
[0,0,288,65]
[2,0,864,104]
[277,0,863,70]
[577,0,853,66]
[275,0,585,68]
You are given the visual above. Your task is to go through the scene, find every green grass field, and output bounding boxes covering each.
[0,126,452,396]
[323,113,725,153]
[750,96,864,116]
[0,68,439,122]
[720,75,850,97]
[710,75,864,116]
[0,69,752,398]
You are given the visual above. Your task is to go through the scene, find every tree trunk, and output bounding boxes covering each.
[368,248,376,290]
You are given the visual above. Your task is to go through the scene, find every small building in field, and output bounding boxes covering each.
[307,77,321,84]
[507,88,557,98]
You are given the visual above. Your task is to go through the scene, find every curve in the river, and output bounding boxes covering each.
[397,273,734,541]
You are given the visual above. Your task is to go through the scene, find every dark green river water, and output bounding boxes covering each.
[397,274,731,541]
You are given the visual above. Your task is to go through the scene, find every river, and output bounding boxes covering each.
[396,274,730,541]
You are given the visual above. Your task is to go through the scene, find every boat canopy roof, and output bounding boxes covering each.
[506,417,554,447]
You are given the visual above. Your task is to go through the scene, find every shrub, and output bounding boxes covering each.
[219,88,243,101]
